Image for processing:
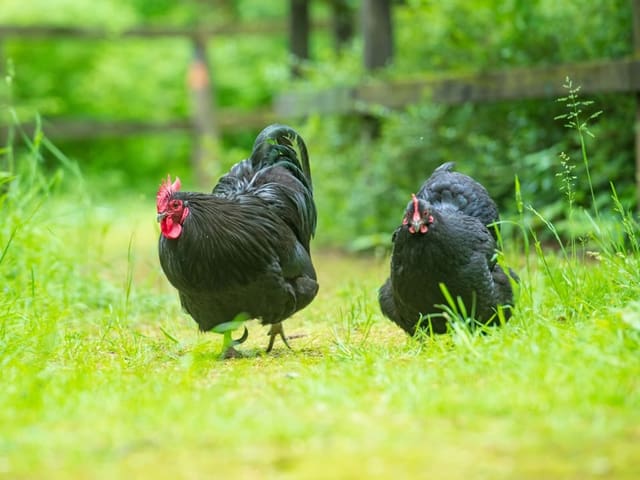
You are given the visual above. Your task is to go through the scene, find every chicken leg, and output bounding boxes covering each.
[220,326,249,359]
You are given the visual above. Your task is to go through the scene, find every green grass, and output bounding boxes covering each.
[1,176,639,480]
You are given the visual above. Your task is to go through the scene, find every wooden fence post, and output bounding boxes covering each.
[188,34,218,186]
[360,0,394,150]
[331,0,355,54]
[362,0,393,70]
[632,0,640,210]
[289,0,310,77]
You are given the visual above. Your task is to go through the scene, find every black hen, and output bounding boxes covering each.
[378,162,516,336]
[157,124,318,357]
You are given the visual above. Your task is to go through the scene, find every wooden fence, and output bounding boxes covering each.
[1,0,640,203]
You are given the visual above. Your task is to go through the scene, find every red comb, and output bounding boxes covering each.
[156,175,181,212]
[411,193,421,222]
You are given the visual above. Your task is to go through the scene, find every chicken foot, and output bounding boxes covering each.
[265,322,292,353]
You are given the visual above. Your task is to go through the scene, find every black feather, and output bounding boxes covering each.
[417,162,500,239]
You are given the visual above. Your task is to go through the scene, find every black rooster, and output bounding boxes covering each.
[378,162,516,336]
[157,124,318,357]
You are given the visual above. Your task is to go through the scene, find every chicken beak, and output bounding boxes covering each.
[157,212,167,222]
[411,220,423,232]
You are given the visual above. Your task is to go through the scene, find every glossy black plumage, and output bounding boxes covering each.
[158,124,318,350]
[417,162,500,238]
[378,162,516,335]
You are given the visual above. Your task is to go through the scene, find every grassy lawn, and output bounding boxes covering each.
[1,187,639,480]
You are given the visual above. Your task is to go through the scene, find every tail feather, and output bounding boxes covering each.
[433,162,455,174]
[250,124,312,191]
[244,124,317,247]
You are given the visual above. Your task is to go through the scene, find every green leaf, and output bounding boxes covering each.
[211,313,249,334]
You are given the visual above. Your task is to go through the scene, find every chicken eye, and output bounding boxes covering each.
[171,200,181,209]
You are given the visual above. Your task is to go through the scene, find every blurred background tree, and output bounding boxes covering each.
[0,0,634,247]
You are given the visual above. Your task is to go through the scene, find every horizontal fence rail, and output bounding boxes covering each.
[2,109,278,142]
[275,58,640,116]
[0,21,328,39]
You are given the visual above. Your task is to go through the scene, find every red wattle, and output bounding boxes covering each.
[161,218,183,239]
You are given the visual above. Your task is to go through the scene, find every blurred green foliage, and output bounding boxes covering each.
[0,0,635,247]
